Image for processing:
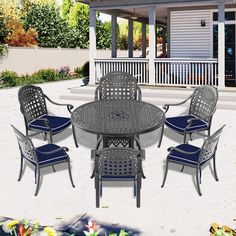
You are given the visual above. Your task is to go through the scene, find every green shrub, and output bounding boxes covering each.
[0,70,18,87]
[32,68,59,82]
[74,66,83,78]
[16,74,45,86]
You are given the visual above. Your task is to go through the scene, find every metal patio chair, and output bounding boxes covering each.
[95,71,142,101]
[95,71,142,148]
[11,125,75,196]
[158,85,218,147]
[161,125,225,196]
[18,84,78,147]
[91,147,145,208]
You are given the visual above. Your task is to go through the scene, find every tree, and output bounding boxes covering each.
[62,0,73,18]
[6,19,37,47]
[0,11,9,43]
[24,3,80,48]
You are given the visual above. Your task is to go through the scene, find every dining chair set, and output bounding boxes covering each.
[11,71,225,207]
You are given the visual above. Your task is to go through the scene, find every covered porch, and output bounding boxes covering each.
[79,0,236,89]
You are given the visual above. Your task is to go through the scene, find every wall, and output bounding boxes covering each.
[170,9,212,58]
[0,47,142,75]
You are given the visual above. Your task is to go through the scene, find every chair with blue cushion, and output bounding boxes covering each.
[158,85,218,147]
[11,125,75,196]
[18,84,78,147]
[161,125,225,196]
[91,147,145,207]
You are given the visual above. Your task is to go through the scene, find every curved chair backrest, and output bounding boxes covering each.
[18,85,48,124]
[189,85,218,123]
[96,71,140,101]
[11,125,38,165]
[95,148,139,176]
[199,125,225,163]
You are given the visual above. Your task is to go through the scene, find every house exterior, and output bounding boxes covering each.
[77,0,236,89]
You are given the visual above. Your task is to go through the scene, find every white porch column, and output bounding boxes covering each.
[218,0,225,88]
[148,6,156,85]
[128,19,133,58]
[141,22,146,58]
[89,8,96,84]
[111,14,117,58]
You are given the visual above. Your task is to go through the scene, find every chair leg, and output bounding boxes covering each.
[52,165,56,172]
[35,167,40,196]
[157,124,164,148]
[196,167,202,196]
[34,167,37,184]
[72,125,79,148]
[213,156,219,181]
[180,165,185,172]
[133,180,136,197]
[136,175,141,208]
[18,155,24,182]
[199,167,202,184]
[183,132,187,143]
[49,131,53,143]
[161,158,169,188]
[95,176,100,208]
[67,160,75,188]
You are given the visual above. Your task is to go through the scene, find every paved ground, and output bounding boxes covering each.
[0,79,236,235]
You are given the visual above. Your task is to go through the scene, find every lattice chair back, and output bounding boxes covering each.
[18,85,48,124]
[199,125,225,164]
[96,148,139,176]
[11,125,38,165]
[97,72,139,101]
[189,85,218,123]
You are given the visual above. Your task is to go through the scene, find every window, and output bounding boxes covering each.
[213,11,235,21]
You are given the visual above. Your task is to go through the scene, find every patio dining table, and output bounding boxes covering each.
[71,100,165,148]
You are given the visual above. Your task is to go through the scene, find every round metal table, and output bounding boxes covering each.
[71,100,165,147]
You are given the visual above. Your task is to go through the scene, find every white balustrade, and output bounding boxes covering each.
[94,58,149,84]
[154,58,218,87]
[94,58,218,87]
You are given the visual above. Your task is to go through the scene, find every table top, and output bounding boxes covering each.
[71,100,165,136]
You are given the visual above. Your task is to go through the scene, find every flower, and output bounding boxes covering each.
[2,219,19,234]
[43,226,57,236]
[85,220,97,234]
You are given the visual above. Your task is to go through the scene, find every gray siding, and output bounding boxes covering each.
[170,10,212,58]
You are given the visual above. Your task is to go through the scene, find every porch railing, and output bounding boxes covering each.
[154,58,218,87]
[94,58,149,84]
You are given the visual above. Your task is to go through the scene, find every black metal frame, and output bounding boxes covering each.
[91,147,145,208]
[161,125,225,196]
[11,125,75,196]
[158,85,218,147]
[18,84,78,147]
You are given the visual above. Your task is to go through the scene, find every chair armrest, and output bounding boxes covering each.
[36,146,69,155]
[44,94,74,113]
[163,94,192,113]
[167,146,200,155]
[138,149,145,160]
[36,118,50,128]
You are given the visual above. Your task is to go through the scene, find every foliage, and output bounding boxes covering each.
[23,3,81,48]
[67,2,89,48]
[0,70,18,87]
[32,68,59,82]
[0,44,8,56]
[118,34,128,50]
[210,223,236,236]
[62,0,73,18]
[6,19,37,47]
[0,11,9,43]
[74,66,83,78]
[96,19,112,49]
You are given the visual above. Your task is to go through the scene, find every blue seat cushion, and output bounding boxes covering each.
[35,144,68,166]
[28,115,71,133]
[168,144,201,166]
[165,115,208,134]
